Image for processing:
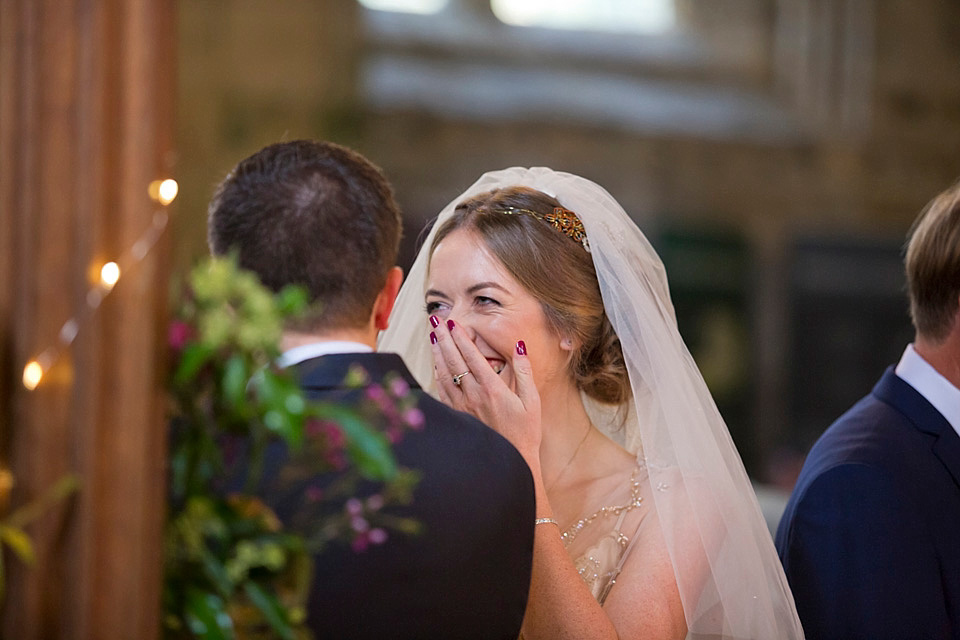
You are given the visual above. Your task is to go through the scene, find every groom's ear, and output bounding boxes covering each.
[373,266,404,331]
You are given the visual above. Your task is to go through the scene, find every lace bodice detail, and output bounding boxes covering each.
[561,466,645,604]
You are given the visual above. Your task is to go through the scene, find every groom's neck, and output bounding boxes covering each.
[281,326,378,352]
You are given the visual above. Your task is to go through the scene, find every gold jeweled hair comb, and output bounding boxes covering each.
[498,206,591,252]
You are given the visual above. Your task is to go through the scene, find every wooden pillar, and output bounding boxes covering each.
[0,0,175,638]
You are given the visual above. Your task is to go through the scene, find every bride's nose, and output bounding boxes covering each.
[447,309,477,341]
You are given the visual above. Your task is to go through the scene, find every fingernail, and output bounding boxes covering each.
[516,340,526,355]
[446,319,455,331]
[429,315,440,328]
[430,332,437,345]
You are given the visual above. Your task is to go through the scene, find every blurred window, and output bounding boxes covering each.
[355,0,872,141]
[490,0,675,35]
[358,0,448,14]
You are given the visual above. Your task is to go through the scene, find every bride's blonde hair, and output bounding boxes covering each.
[428,186,630,405]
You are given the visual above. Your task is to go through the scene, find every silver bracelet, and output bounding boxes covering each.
[534,517,559,527]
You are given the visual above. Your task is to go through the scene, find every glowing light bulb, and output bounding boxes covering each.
[23,360,44,390]
[100,261,121,288]
[148,178,179,206]
[159,179,178,205]
[148,178,178,205]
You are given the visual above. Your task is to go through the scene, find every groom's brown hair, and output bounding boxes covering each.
[208,139,401,331]
[905,178,960,343]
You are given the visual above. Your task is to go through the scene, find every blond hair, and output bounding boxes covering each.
[905,179,960,342]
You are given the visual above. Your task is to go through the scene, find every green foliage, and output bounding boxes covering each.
[0,474,80,606]
[163,256,421,639]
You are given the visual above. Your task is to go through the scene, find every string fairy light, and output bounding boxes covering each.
[20,179,178,390]
[149,178,178,206]
[22,360,44,391]
[100,262,121,289]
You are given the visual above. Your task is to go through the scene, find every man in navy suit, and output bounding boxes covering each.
[207,140,536,639]
[776,180,960,639]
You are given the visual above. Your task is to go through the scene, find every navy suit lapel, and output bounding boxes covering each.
[932,431,960,492]
[874,367,960,490]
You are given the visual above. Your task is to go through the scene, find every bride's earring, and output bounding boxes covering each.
[560,337,574,351]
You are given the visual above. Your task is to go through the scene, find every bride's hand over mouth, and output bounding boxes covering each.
[429,316,542,462]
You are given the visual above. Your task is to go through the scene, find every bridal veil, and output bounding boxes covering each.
[380,167,804,640]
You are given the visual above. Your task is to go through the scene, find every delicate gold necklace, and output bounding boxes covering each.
[545,423,592,492]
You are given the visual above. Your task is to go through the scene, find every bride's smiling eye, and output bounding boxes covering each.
[424,300,445,315]
[475,295,500,308]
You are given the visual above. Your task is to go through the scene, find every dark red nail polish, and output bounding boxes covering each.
[430,331,437,344]
[446,319,455,331]
[516,340,526,355]
[429,315,440,328]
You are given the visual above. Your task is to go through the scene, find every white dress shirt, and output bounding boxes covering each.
[277,341,373,368]
[895,343,960,439]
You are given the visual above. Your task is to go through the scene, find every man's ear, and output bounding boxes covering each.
[373,266,404,331]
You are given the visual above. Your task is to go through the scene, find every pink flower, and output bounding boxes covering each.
[306,485,324,502]
[307,419,347,469]
[305,418,326,437]
[325,450,347,471]
[365,385,387,403]
[168,320,194,351]
[351,516,369,533]
[403,408,425,430]
[322,423,345,449]
[351,535,369,553]
[345,498,363,516]
[351,528,388,553]
[389,377,410,398]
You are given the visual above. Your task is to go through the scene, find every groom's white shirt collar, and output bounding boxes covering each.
[895,343,960,439]
[277,341,373,368]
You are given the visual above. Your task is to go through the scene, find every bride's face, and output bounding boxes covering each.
[425,229,572,394]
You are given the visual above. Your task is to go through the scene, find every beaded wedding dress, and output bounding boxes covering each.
[561,463,646,604]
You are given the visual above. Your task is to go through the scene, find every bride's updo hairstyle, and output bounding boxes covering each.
[428,186,630,405]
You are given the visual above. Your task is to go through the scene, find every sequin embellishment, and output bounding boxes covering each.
[561,469,643,546]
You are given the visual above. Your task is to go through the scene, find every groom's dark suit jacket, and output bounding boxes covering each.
[776,367,960,640]
[263,352,535,639]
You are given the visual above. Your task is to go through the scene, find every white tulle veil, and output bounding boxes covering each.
[379,167,804,640]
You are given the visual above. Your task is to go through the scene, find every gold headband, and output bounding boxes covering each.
[498,206,590,252]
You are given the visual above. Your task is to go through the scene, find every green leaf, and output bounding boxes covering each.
[316,406,397,480]
[4,474,80,529]
[276,285,309,316]
[0,525,35,564]
[169,443,188,500]
[185,588,235,640]
[201,547,235,597]
[242,580,294,640]
[254,372,304,448]
[254,369,282,408]
[222,353,249,409]
[174,342,214,385]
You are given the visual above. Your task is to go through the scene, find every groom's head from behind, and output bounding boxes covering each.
[207,140,403,339]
